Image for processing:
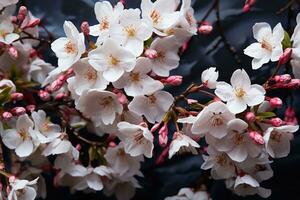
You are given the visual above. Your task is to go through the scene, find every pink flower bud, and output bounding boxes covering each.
[66,68,74,77]
[198,22,213,34]
[10,92,24,101]
[27,18,41,28]
[75,144,81,151]
[249,131,264,144]
[26,104,36,112]
[159,134,168,147]
[270,118,283,127]
[8,176,16,183]
[50,79,64,92]
[109,141,117,148]
[29,49,37,58]
[158,124,168,137]
[181,40,190,53]
[81,21,90,35]
[245,112,256,122]
[243,4,251,13]
[8,46,18,59]
[144,49,158,59]
[113,89,128,105]
[155,145,169,165]
[161,75,183,86]
[269,97,282,108]
[55,92,65,101]
[151,123,161,133]
[2,112,13,121]
[17,6,28,23]
[38,90,50,101]
[278,48,292,65]
[11,107,26,116]
[119,0,126,5]
[287,79,300,89]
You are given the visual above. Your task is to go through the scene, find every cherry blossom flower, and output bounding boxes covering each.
[0,18,20,44]
[244,22,284,69]
[128,91,174,123]
[291,13,300,78]
[233,174,271,198]
[88,38,136,82]
[76,89,123,125]
[89,1,124,44]
[113,57,163,96]
[168,131,200,158]
[8,177,39,200]
[201,146,236,179]
[117,122,154,158]
[263,125,299,158]
[51,21,85,71]
[141,0,180,35]
[28,58,55,84]
[2,114,37,157]
[110,8,152,56]
[146,36,180,77]
[67,59,109,95]
[201,67,219,89]
[215,69,266,114]
[191,101,235,138]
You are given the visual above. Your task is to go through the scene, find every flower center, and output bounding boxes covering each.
[117,148,126,156]
[129,72,140,82]
[18,128,28,141]
[270,131,282,142]
[41,122,50,132]
[85,68,97,81]
[124,25,136,37]
[64,41,77,54]
[99,18,110,31]
[133,131,146,144]
[216,153,228,166]
[233,132,245,145]
[150,10,161,24]
[211,113,223,126]
[98,96,113,107]
[261,38,273,52]
[235,88,246,98]
[109,55,120,66]
[0,30,8,37]
[148,95,157,104]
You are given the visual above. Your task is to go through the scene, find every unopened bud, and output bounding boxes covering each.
[11,107,26,116]
[108,141,117,148]
[81,21,90,35]
[159,134,168,147]
[161,75,183,86]
[243,4,251,13]
[287,79,300,89]
[269,97,282,108]
[144,49,158,59]
[151,123,161,133]
[158,124,168,136]
[249,131,264,144]
[11,93,23,101]
[279,48,292,65]
[54,92,65,101]
[245,112,256,123]
[270,117,283,127]
[113,89,128,105]
[26,104,36,112]
[50,79,64,92]
[27,18,41,28]
[2,112,12,121]
[38,90,50,101]
[198,22,213,34]
[17,6,28,23]
[75,144,81,151]
[8,46,18,59]
[29,49,37,58]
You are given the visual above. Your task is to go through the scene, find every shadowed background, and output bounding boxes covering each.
[18,0,300,199]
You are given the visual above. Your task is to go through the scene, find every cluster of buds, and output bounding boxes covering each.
[268,74,300,89]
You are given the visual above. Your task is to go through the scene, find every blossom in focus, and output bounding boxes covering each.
[191,101,235,139]
[110,8,153,56]
[201,67,219,89]
[8,177,39,200]
[67,59,109,95]
[141,0,180,35]
[89,1,124,44]
[244,22,284,69]
[117,122,154,158]
[77,90,123,125]
[128,91,174,123]
[215,69,266,114]
[113,57,163,96]
[51,21,85,71]
[168,131,200,158]
[263,125,299,158]
[2,114,37,157]
[88,38,136,82]
[0,18,20,44]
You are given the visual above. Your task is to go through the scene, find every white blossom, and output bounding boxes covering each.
[215,69,266,114]
[263,125,299,158]
[244,22,284,69]
[88,38,136,82]
[76,89,123,125]
[128,91,174,124]
[51,21,85,71]
[117,122,154,158]
[8,178,39,200]
[0,17,19,44]
[201,67,219,89]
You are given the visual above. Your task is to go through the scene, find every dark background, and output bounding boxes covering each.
[18,0,300,199]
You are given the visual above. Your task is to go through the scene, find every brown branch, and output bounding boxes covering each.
[277,0,295,15]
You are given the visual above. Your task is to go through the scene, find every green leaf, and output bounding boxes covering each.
[282,31,292,49]
[257,111,276,119]
[0,86,12,105]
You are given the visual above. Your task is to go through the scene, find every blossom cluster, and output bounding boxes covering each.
[0,0,299,200]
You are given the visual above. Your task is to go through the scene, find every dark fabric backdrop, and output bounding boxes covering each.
[18,0,300,199]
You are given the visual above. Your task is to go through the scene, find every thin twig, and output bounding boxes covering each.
[277,0,295,15]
